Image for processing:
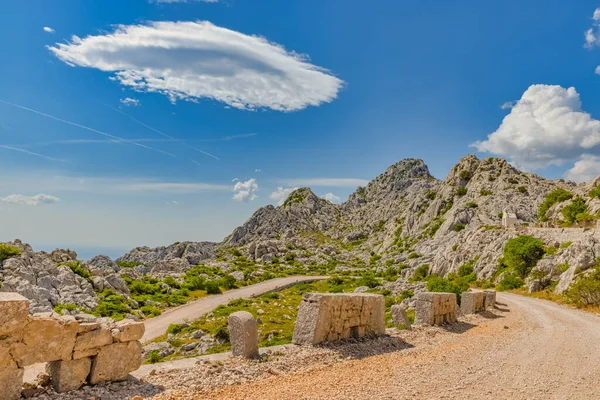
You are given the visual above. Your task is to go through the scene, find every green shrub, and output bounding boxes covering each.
[560,241,573,249]
[219,275,237,290]
[140,305,161,317]
[94,290,130,319]
[497,274,524,290]
[426,276,470,304]
[557,263,570,273]
[589,186,600,199]
[61,261,92,282]
[453,223,466,232]
[456,188,468,196]
[457,262,475,278]
[184,275,206,291]
[480,189,493,196]
[231,248,242,257]
[566,278,600,306]
[411,264,430,281]
[163,276,181,289]
[0,244,21,263]
[357,275,380,288]
[167,323,184,335]
[147,350,161,364]
[507,178,518,184]
[517,186,527,193]
[459,170,472,181]
[205,281,222,294]
[538,188,573,220]
[502,235,545,278]
[562,197,588,224]
[426,190,436,200]
[452,244,459,251]
[53,303,78,314]
[465,202,478,208]
[407,252,422,259]
[399,289,414,300]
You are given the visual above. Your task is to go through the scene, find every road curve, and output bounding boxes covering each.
[205,292,600,400]
[142,276,328,342]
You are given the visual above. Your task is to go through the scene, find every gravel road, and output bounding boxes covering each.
[142,276,328,342]
[199,293,600,400]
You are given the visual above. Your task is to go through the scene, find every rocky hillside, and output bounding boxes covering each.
[4,154,600,314]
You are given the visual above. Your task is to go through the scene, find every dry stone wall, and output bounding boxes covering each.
[0,293,144,400]
[415,292,457,325]
[292,293,386,345]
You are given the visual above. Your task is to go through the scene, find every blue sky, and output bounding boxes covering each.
[2,0,600,258]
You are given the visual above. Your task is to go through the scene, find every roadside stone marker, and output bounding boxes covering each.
[228,311,259,359]
[461,291,485,315]
[415,292,457,325]
[483,290,496,309]
[391,305,411,330]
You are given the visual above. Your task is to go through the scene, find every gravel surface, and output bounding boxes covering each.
[28,292,600,399]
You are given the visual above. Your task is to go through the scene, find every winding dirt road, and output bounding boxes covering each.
[142,276,328,342]
[206,293,600,400]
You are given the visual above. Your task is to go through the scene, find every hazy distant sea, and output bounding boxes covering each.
[31,243,130,261]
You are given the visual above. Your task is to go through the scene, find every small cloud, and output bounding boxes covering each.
[232,178,258,202]
[322,192,341,204]
[255,169,261,172]
[120,98,140,107]
[564,154,600,182]
[232,178,239,182]
[270,186,299,206]
[500,101,515,110]
[43,27,55,33]
[0,193,60,206]
[170,200,179,205]
[585,8,600,48]
[596,65,600,75]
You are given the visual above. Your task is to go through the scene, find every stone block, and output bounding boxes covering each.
[89,341,142,384]
[0,360,23,400]
[483,290,496,309]
[46,357,92,393]
[415,292,457,325]
[77,322,100,334]
[111,320,145,342]
[461,291,485,315]
[391,305,411,330]
[292,293,386,345]
[74,327,113,352]
[228,311,259,359]
[0,292,30,340]
[10,314,78,367]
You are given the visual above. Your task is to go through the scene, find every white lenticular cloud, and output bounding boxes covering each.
[0,194,60,206]
[233,178,258,201]
[322,192,341,204]
[120,97,140,107]
[48,21,344,111]
[472,85,600,169]
[269,186,299,206]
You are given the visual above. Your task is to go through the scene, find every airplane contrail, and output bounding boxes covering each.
[0,100,175,158]
[105,104,220,161]
[0,144,65,162]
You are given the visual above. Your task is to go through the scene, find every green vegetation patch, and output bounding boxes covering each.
[499,235,545,278]
[0,244,21,263]
[538,188,573,221]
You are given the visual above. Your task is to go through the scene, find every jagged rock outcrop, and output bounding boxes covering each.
[116,241,216,269]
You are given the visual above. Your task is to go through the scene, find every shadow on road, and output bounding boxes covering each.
[319,335,414,360]
[442,321,477,334]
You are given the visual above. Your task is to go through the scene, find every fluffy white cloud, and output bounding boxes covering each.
[269,186,299,205]
[278,178,369,188]
[585,8,600,48]
[120,97,140,107]
[322,192,341,204]
[43,27,55,33]
[0,194,60,206]
[232,178,258,201]
[472,85,600,169]
[565,155,600,182]
[48,21,343,111]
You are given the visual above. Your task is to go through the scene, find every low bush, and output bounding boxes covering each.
[465,202,478,208]
[501,235,545,278]
[497,274,524,291]
[167,323,184,335]
[453,223,466,232]
[456,188,468,196]
[356,275,380,288]
[147,350,161,364]
[480,189,493,196]
[0,244,21,263]
[562,197,588,225]
[566,278,600,306]
[411,264,430,281]
[205,281,222,294]
[538,188,573,221]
